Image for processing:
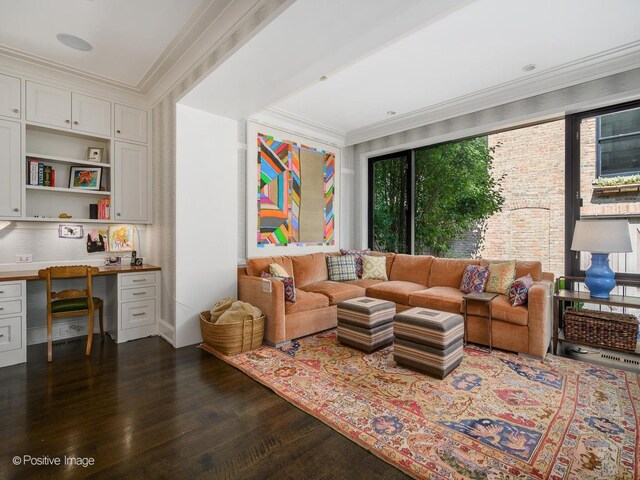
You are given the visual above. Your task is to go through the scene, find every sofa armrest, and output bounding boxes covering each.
[238,275,286,345]
[527,279,553,358]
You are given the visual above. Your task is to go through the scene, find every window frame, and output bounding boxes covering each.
[595,106,640,178]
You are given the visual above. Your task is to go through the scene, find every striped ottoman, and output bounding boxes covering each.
[393,307,464,379]
[337,297,396,352]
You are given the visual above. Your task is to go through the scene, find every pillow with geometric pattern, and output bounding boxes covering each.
[485,261,516,295]
[340,248,370,278]
[460,265,489,294]
[508,274,534,307]
[261,272,296,303]
[327,255,357,282]
[362,255,388,281]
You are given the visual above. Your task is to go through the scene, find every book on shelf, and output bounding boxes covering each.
[28,158,39,186]
[51,168,55,187]
[43,165,52,187]
[38,163,44,186]
[98,197,111,220]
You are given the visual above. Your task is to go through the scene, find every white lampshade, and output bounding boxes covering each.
[571,220,632,253]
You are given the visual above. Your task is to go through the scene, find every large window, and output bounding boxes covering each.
[368,120,566,276]
[596,106,640,178]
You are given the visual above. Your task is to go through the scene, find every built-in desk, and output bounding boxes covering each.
[0,265,162,368]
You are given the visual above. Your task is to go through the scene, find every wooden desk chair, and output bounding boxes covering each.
[38,266,104,362]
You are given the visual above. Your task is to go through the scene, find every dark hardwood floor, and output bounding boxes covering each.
[0,335,409,480]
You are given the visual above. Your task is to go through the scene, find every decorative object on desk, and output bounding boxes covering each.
[86,229,106,253]
[570,220,632,299]
[107,224,134,252]
[89,203,98,219]
[69,166,102,191]
[87,147,103,162]
[564,307,638,351]
[129,250,143,267]
[104,256,121,266]
[58,224,83,239]
[58,213,72,219]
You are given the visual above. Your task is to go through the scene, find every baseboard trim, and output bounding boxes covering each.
[158,318,176,347]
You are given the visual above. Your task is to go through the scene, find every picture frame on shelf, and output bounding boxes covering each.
[87,147,104,163]
[58,224,84,239]
[69,166,102,191]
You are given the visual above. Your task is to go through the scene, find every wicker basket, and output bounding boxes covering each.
[564,307,639,351]
[200,311,264,355]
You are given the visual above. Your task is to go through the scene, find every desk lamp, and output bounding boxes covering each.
[570,219,632,299]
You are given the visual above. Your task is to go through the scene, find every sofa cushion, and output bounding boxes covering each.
[461,294,529,326]
[389,254,433,285]
[371,251,396,279]
[366,281,427,305]
[285,289,329,314]
[515,261,543,282]
[460,265,489,293]
[409,287,464,314]
[261,272,296,302]
[340,249,370,278]
[486,261,516,295]
[327,255,357,281]
[343,279,386,289]
[246,256,294,278]
[509,274,534,307]
[428,258,480,288]
[289,252,329,287]
[300,281,365,305]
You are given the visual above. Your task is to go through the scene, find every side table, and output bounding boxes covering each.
[463,292,498,350]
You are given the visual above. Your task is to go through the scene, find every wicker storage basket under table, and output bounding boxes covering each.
[563,307,639,351]
[200,311,265,355]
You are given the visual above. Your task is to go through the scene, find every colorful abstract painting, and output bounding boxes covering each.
[257,134,335,247]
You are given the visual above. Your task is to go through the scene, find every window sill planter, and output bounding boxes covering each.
[593,183,640,195]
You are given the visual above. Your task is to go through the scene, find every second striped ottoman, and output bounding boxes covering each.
[393,307,464,379]
[337,297,396,352]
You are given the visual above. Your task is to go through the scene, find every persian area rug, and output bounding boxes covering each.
[201,330,640,479]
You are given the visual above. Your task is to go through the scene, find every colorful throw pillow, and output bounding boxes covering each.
[509,274,534,307]
[362,255,388,281]
[460,265,489,294]
[340,249,371,278]
[261,272,296,302]
[269,263,290,278]
[485,261,517,295]
[327,255,357,281]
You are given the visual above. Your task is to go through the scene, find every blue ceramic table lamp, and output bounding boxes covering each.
[570,220,632,299]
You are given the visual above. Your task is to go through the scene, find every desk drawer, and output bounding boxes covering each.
[121,300,156,330]
[121,286,156,302]
[121,273,156,288]
[0,300,21,316]
[0,283,22,300]
[0,316,22,353]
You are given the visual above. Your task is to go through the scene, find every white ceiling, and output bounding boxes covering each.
[183,0,640,145]
[0,0,205,88]
[272,0,640,135]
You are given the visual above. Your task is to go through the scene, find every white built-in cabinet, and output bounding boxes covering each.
[0,73,21,119]
[0,280,27,368]
[26,82,111,137]
[0,73,152,224]
[115,104,147,143]
[0,119,21,217]
[114,142,148,222]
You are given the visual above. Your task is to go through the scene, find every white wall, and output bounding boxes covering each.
[175,104,238,348]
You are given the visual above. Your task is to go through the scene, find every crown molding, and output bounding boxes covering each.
[343,40,640,146]
[252,106,346,147]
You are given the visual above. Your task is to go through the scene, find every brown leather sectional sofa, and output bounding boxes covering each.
[238,252,554,358]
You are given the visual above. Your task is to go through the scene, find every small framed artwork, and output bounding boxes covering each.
[69,166,102,191]
[108,224,135,252]
[104,256,122,267]
[87,147,104,162]
[58,224,84,239]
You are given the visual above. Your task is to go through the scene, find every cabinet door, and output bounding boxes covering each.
[114,104,147,143]
[114,142,148,222]
[0,120,21,217]
[71,93,111,137]
[0,74,21,119]
[26,82,71,128]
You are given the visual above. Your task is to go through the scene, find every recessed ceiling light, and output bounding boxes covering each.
[522,64,536,72]
[387,111,396,116]
[319,75,328,81]
[56,33,93,52]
